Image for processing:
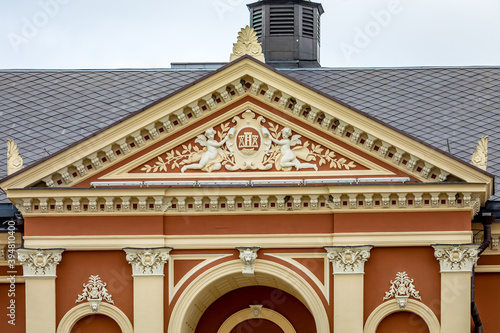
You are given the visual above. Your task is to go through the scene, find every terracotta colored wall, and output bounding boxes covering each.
[231,319,284,333]
[0,282,25,333]
[195,286,316,333]
[473,273,500,332]
[364,247,441,322]
[70,314,121,333]
[165,214,333,235]
[376,312,430,333]
[25,215,164,236]
[334,211,470,233]
[56,251,133,326]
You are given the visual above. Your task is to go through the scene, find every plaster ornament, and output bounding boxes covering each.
[471,136,488,170]
[6,139,24,175]
[17,248,64,277]
[141,110,357,173]
[124,248,172,276]
[432,244,480,273]
[250,305,263,318]
[180,127,236,173]
[229,26,265,62]
[76,275,114,313]
[383,272,422,309]
[237,247,260,277]
[325,245,373,275]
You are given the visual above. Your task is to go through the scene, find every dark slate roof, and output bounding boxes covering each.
[1,66,499,202]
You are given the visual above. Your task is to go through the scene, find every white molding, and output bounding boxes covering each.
[325,245,373,275]
[124,247,172,277]
[432,244,480,273]
[17,248,64,278]
[57,302,133,333]
[364,299,440,333]
[24,235,165,250]
[218,307,296,333]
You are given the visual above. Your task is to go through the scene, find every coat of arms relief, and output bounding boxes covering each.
[140,110,357,173]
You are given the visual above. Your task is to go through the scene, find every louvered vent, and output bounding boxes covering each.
[270,6,295,35]
[317,12,321,45]
[252,7,263,38]
[302,7,314,38]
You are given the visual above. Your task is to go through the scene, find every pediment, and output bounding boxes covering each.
[0,57,493,202]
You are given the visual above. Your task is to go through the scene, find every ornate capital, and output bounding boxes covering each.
[383,272,422,309]
[124,247,172,277]
[76,275,114,313]
[432,244,480,273]
[16,248,64,278]
[237,247,260,277]
[325,245,373,275]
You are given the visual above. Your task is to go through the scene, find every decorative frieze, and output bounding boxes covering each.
[17,248,64,278]
[76,275,114,313]
[383,272,422,309]
[325,245,373,275]
[432,244,480,273]
[237,247,260,277]
[124,247,172,277]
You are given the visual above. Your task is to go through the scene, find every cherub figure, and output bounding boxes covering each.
[181,127,235,173]
[262,127,318,171]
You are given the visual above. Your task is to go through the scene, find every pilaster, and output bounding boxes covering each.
[433,244,479,333]
[325,245,373,333]
[17,248,64,333]
[124,247,172,333]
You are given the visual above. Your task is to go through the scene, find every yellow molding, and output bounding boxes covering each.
[475,265,500,273]
[0,276,25,283]
[23,231,473,251]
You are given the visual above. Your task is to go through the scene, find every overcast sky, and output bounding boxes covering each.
[0,0,499,69]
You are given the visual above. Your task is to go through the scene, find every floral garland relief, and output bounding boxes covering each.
[141,113,356,173]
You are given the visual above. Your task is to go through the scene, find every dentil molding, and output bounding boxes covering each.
[324,245,373,275]
[123,247,172,277]
[16,248,64,278]
[432,244,480,273]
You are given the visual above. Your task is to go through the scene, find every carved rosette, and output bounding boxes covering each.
[123,247,172,277]
[237,247,260,277]
[324,245,373,275]
[16,248,64,278]
[383,272,422,309]
[76,275,114,313]
[432,244,480,273]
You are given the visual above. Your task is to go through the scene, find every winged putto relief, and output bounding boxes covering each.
[139,110,358,173]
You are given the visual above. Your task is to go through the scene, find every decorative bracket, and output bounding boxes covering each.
[432,244,480,273]
[123,247,172,277]
[237,247,260,277]
[324,245,373,275]
[16,248,64,278]
[75,275,114,313]
[250,304,263,318]
[383,272,422,309]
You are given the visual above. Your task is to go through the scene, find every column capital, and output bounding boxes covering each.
[325,245,373,275]
[16,248,64,278]
[236,247,260,277]
[432,244,480,273]
[124,247,172,277]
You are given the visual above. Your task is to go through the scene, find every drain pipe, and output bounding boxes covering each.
[471,213,494,332]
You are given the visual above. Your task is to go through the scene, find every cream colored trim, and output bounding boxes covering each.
[2,58,492,199]
[26,278,56,333]
[217,307,296,333]
[133,276,163,333]
[363,299,440,333]
[475,265,500,273]
[104,101,392,179]
[24,235,165,251]
[332,231,472,247]
[57,302,133,333]
[265,253,329,303]
[168,254,233,303]
[0,276,24,283]
[24,231,472,251]
[167,259,330,333]
[334,274,364,332]
[440,272,471,333]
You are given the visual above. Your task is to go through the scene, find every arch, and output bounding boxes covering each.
[168,259,330,333]
[364,299,440,333]
[217,307,296,333]
[57,302,133,333]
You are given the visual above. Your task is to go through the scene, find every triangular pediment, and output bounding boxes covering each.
[1,57,493,203]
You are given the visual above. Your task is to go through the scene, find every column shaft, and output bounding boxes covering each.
[25,278,56,333]
[134,277,164,333]
[333,274,364,333]
[440,272,471,333]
